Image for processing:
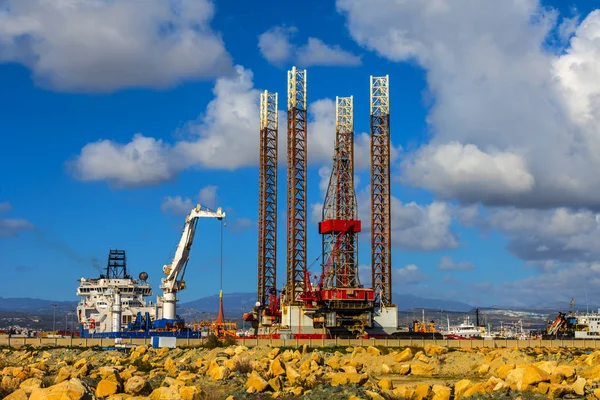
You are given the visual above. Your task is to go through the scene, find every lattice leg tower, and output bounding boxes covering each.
[321,96,360,289]
[286,67,307,305]
[370,75,392,307]
[258,91,278,309]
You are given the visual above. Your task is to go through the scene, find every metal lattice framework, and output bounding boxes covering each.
[322,96,360,288]
[286,67,307,305]
[370,75,392,307]
[258,90,278,307]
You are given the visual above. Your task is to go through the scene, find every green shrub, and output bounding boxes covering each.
[232,357,252,374]
[204,334,222,349]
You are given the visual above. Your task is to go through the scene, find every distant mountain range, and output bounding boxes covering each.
[0,293,472,314]
[2,293,588,316]
[0,297,77,314]
[179,292,474,313]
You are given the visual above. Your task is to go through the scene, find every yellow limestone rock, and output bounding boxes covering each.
[223,347,236,357]
[30,378,87,400]
[208,365,229,381]
[547,383,572,399]
[179,385,202,400]
[281,350,294,362]
[431,384,451,400]
[365,390,386,400]
[96,379,120,398]
[342,365,358,374]
[571,377,586,396]
[485,376,505,392]
[478,364,490,375]
[378,378,393,390]
[330,373,368,386]
[73,359,87,369]
[164,377,187,388]
[424,344,448,357]
[268,348,281,360]
[285,365,302,386]
[245,371,269,393]
[392,385,415,399]
[149,386,182,400]
[176,371,196,384]
[519,365,551,386]
[454,379,473,399]
[56,367,71,383]
[18,377,42,394]
[269,357,286,377]
[395,348,413,362]
[414,384,431,400]
[380,363,391,374]
[463,383,486,398]
[4,389,28,400]
[594,388,600,399]
[410,364,435,376]
[310,352,324,365]
[536,360,557,375]
[124,376,149,395]
[268,376,284,392]
[367,346,381,356]
[538,382,550,394]
[119,369,133,381]
[285,386,303,396]
[586,351,600,366]
[394,364,410,375]
[326,356,341,370]
[496,364,515,380]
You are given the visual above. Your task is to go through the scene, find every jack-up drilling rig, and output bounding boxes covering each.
[298,96,375,337]
[248,69,397,338]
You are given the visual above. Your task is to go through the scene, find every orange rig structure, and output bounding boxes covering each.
[244,68,398,338]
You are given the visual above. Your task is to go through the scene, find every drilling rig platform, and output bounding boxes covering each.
[246,68,398,338]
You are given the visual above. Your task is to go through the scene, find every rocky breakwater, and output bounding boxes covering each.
[5,344,600,399]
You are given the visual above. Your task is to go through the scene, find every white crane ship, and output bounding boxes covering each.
[77,250,156,336]
[77,204,225,338]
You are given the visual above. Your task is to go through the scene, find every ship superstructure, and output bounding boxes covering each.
[77,250,156,335]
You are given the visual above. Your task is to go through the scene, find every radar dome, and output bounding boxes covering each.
[139,272,149,281]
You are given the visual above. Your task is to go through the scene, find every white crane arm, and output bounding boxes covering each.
[161,204,225,292]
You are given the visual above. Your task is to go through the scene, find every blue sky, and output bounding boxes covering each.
[2,0,600,308]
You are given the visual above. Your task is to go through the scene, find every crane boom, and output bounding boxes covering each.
[160,204,225,320]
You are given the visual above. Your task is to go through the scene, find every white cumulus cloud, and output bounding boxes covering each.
[0,202,34,238]
[161,185,220,215]
[258,25,361,67]
[403,142,534,204]
[0,0,232,92]
[258,26,297,66]
[337,0,600,209]
[438,256,475,271]
[394,264,428,284]
[198,185,218,209]
[296,38,361,67]
[68,134,178,188]
[70,66,374,187]
[161,196,193,216]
